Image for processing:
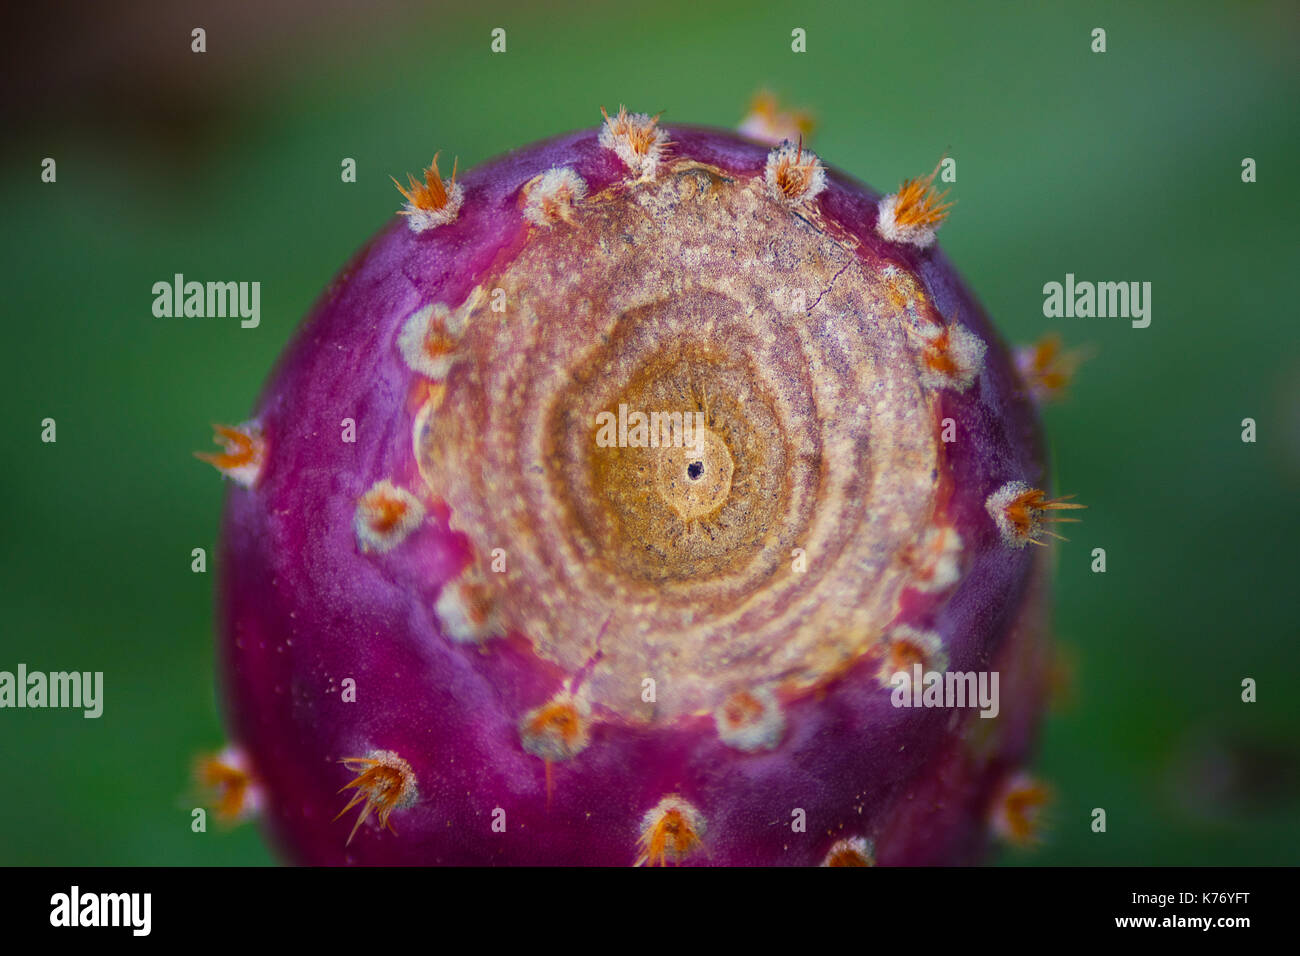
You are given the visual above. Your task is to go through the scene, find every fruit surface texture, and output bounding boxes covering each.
[208,112,1068,865]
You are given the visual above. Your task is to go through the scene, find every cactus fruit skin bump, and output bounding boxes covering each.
[210,111,1070,866]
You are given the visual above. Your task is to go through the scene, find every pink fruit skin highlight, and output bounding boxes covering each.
[212,117,1061,866]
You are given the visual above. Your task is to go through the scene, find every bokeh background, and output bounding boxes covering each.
[2,0,1296,865]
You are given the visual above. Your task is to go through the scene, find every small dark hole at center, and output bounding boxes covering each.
[687,461,704,481]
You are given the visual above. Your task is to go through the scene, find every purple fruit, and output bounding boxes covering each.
[199,106,1080,865]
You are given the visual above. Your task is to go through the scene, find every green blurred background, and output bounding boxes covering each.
[2,0,1296,865]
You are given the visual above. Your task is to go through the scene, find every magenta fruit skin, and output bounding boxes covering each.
[215,123,1054,865]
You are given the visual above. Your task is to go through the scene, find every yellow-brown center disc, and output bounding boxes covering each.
[416,163,943,721]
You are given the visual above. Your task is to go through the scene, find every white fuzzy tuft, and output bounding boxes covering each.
[518,690,593,761]
[821,836,876,866]
[435,571,502,644]
[876,625,949,689]
[598,107,669,178]
[919,321,987,392]
[986,480,1035,549]
[714,686,785,752]
[403,182,464,233]
[763,140,826,205]
[912,525,963,592]
[397,302,466,380]
[353,480,426,554]
[876,192,936,248]
[635,795,706,866]
[523,166,588,226]
[199,420,264,488]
